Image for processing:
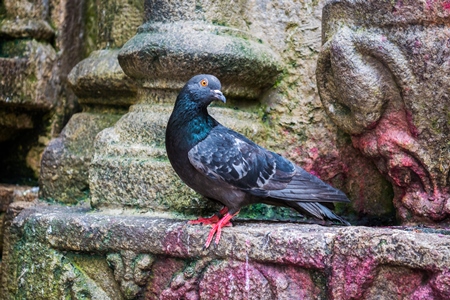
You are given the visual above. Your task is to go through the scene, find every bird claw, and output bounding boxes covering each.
[202,211,239,249]
[188,207,229,226]
[188,215,221,226]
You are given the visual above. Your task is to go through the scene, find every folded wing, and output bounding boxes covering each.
[188,125,349,203]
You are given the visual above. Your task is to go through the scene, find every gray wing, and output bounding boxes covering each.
[267,166,350,203]
[188,125,349,203]
[188,126,295,196]
[189,126,350,225]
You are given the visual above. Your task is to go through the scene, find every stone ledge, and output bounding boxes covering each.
[2,204,450,298]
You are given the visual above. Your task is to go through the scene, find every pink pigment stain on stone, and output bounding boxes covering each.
[443,1,450,11]
[348,100,450,221]
[280,246,327,269]
[255,264,322,299]
[431,269,450,298]
[344,257,378,298]
[309,147,319,160]
[145,258,186,299]
[199,260,273,299]
[414,39,422,48]
[330,251,379,300]
[405,110,419,138]
[161,226,189,255]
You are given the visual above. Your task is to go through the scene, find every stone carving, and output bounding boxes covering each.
[2,204,450,299]
[107,250,154,299]
[317,0,450,224]
[152,258,325,299]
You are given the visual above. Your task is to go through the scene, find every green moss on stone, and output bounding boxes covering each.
[239,203,310,222]
[0,39,29,58]
[83,0,99,57]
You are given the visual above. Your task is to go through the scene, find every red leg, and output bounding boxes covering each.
[203,210,240,249]
[188,207,228,225]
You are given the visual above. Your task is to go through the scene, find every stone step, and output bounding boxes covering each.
[3,203,450,299]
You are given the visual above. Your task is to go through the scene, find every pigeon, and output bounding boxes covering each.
[165,74,350,249]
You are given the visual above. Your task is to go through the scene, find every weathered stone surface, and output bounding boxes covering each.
[0,0,87,185]
[317,0,450,224]
[0,184,38,212]
[107,250,154,299]
[0,19,55,40]
[40,112,122,202]
[0,40,57,108]
[0,186,37,278]
[96,0,144,49]
[90,104,265,216]
[67,49,138,104]
[40,51,134,202]
[0,40,58,178]
[38,0,143,202]
[2,204,450,299]
[119,21,282,99]
[2,0,50,20]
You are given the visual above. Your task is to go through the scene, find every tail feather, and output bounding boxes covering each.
[289,201,350,225]
[268,166,350,203]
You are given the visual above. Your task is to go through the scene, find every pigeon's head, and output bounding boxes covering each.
[182,74,226,106]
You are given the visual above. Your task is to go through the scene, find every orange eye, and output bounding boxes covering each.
[200,79,208,87]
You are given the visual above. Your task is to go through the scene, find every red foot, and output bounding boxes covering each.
[203,211,240,249]
[188,207,228,225]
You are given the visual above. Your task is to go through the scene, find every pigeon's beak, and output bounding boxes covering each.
[212,90,226,103]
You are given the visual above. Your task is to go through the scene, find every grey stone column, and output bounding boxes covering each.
[39,0,143,203]
[88,0,282,215]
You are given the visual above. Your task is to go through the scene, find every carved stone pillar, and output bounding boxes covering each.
[88,0,282,215]
[0,0,55,180]
[317,0,450,224]
[0,0,86,272]
[39,0,143,203]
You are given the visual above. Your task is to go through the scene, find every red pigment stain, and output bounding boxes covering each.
[348,104,450,220]
[432,269,450,298]
[344,257,378,298]
[309,147,319,160]
[405,110,419,137]
[161,226,189,255]
[145,258,185,299]
[309,169,320,177]
[414,39,422,48]
[400,156,414,167]
[443,1,450,11]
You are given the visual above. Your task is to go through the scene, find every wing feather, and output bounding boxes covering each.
[268,166,349,203]
[188,126,349,205]
[188,126,295,194]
